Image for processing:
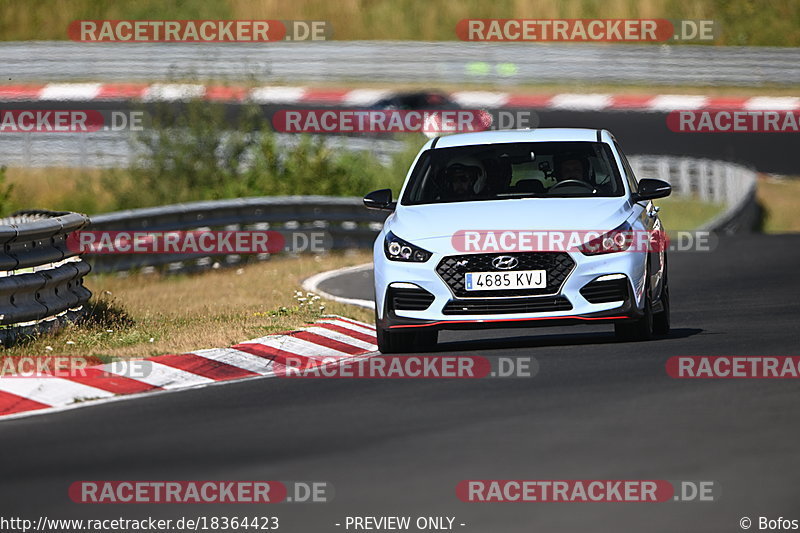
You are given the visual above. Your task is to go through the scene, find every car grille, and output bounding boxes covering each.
[580,278,628,304]
[389,287,436,311]
[436,252,575,298]
[442,296,573,315]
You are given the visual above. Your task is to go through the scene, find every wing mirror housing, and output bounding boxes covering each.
[634,178,672,201]
[363,189,397,211]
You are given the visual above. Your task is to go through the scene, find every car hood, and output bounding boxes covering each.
[386,197,632,248]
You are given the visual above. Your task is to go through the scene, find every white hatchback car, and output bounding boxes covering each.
[365,128,671,353]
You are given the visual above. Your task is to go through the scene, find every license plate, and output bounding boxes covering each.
[464,270,547,291]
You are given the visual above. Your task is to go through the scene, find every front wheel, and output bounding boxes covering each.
[376,320,437,354]
[615,281,653,342]
[652,283,670,336]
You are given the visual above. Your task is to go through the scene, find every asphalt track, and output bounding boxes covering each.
[1,233,799,532]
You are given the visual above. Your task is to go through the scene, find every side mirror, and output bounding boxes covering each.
[363,189,396,211]
[634,178,672,201]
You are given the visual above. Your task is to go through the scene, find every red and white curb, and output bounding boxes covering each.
[0,315,377,421]
[1,83,798,112]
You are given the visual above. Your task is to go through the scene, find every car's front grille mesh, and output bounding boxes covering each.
[442,296,573,315]
[436,252,575,297]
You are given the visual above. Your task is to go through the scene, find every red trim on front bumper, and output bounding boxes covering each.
[388,315,630,329]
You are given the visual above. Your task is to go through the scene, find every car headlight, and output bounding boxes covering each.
[579,222,634,255]
[384,232,432,262]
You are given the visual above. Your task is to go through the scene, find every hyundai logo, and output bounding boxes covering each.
[491,255,519,270]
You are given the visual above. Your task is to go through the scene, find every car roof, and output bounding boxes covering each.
[431,128,609,149]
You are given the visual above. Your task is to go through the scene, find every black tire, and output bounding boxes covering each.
[615,280,654,342]
[376,321,438,354]
[652,280,670,336]
[376,327,415,353]
[415,329,438,352]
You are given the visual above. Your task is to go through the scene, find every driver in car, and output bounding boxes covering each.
[443,156,487,200]
[549,153,611,194]
[554,154,591,183]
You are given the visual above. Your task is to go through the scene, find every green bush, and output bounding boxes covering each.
[103,100,421,210]
[0,166,15,217]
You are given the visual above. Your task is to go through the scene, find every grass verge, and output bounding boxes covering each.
[757,176,800,233]
[0,251,373,361]
[653,197,725,231]
[4,167,115,215]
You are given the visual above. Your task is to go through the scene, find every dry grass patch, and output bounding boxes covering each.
[2,0,798,45]
[757,176,800,233]
[1,252,373,360]
[654,197,725,231]
[5,167,117,215]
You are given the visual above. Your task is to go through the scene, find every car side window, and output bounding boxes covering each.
[614,142,639,193]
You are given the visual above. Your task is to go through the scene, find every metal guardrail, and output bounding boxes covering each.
[628,155,759,234]
[2,42,800,87]
[0,210,92,342]
[87,196,387,273]
[83,155,757,274]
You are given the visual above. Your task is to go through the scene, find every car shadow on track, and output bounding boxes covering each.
[433,327,703,352]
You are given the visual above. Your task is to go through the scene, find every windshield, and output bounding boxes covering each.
[401,141,625,205]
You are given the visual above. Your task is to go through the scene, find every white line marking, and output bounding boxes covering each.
[304,327,378,351]
[343,89,392,106]
[142,84,206,101]
[327,315,376,330]
[648,94,709,111]
[451,91,509,108]
[191,347,280,375]
[249,86,306,104]
[744,96,800,110]
[0,378,114,406]
[549,93,612,110]
[317,319,377,336]
[39,83,102,101]
[238,335,351,359]
[104,361,213,390]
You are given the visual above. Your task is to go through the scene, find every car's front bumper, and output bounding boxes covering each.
[374,243,647,331]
